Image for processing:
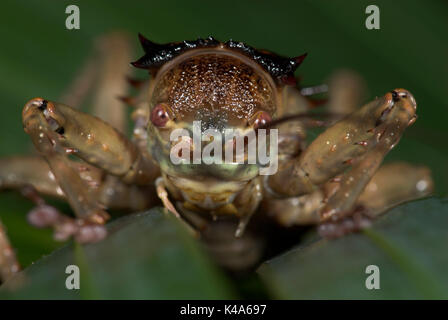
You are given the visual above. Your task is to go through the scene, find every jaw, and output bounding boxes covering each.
[164,173,252,210]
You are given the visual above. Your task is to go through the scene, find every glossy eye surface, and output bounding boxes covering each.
[150,104,171,127]
[251,111,272,129]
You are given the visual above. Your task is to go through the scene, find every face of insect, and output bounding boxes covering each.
[146,49,279,183]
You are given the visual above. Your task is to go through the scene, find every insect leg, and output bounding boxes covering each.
[318,92,417,220]
[262,189,323,227]
[326,69,366,116]
[233,179,263,237]
[89,32,133,133]
[316,90,419,221]
[21,98,157,242]
[267,89,427,234]
[23,98,159,185]
[0,156,154,240]
[0,156,84,241]
[59,32,133,134]
[265,162,433,231]
[267,89,418,198]
[155,177,181,219]
[61,32,157,212]
[155,177,198,237]
[355,162,433,217]
[0,156,63,199]
[318,162,433,237]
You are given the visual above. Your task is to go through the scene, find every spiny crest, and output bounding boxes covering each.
[131,33,307,83]
[131,33,220,71]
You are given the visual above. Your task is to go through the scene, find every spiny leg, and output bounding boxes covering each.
[318,162,433,237]
[267,89,423,234]
[274,70,365,164]
[23,98,159,183]
[0,156,63,199]
[59,32,133,134]
[265,162,433,235]
[356,162,433,217]
[21,98,158,242]
[20,185,101,242]
[326,69,366,116]
[58,44,98,109]
[0,156,77,241]
[0,33,151,244]
[268,89,417,196]
[81,33,161,213]
[318,90,418,221]
[89,32,134,133]
[60,32,158,211]
[0,155,154,237]
[0,155,102,201]
[0,155,107,243]
[262,189,323,227]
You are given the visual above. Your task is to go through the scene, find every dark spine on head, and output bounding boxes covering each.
[131,33,306,82]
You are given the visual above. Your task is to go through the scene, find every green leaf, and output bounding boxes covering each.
[0,208,235,299]
[0,0,447,299]
[258,198,448,299]
[0,0,447,271]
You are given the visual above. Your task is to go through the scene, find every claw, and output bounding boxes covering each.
[27,204,60,228]
[74,223,107,243]
[318,208,372,239]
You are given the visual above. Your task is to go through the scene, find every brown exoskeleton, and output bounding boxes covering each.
[0,32,434,277]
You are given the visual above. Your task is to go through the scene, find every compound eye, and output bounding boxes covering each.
[150,103,172,128]
[250,111,272,129]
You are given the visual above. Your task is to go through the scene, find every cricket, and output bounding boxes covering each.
[0,32,434,279]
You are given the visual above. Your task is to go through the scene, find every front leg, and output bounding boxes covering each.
[318,89,418,221]
[23,98,159,185]
[318,162,433,237]
[21,98,158,242]
[264,162,433,235]
[267,89,424,230]
[232,178,263,237]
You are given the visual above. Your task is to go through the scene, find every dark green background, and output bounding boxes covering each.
[0,0,447,268]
